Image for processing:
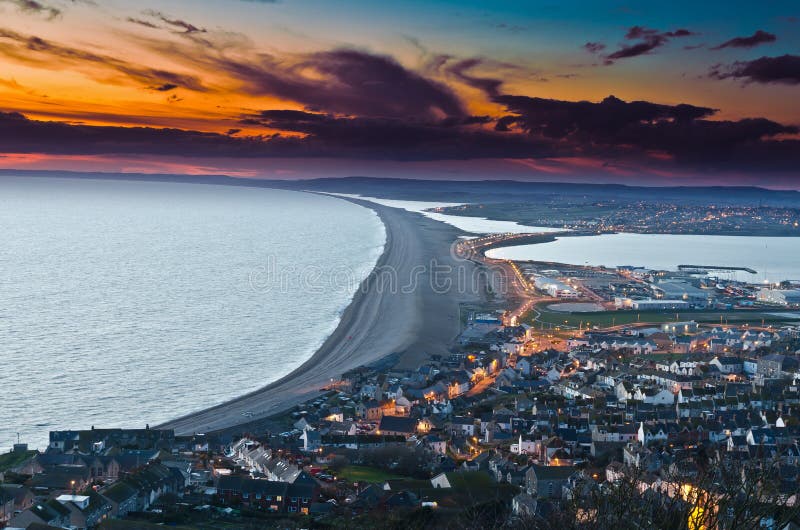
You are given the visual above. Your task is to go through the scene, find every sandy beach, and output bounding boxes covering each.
[158,195,487,435]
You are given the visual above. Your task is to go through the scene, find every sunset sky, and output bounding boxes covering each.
[0,0,798,186]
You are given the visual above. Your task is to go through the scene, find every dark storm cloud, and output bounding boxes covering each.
[0,110,268,156]
[243,109,329,124]
[493,95,715,137]
[1,21,797,174]
[1,22,461,119]
[710,54,800,85]
[0,108,547,160]
[492,94,799,170]
[0,0,60,19]
[2,92,799,172]
[711,30,777,50]
[605,26,695,63]
[239,109,539,159]
[0,27,207,91]
[204,48,466,119]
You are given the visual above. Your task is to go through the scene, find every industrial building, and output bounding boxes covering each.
[533,276,579,299]
[662,321,699,335]
[630,299,691,311]
[652,280,710,307]
[757,288,800,307]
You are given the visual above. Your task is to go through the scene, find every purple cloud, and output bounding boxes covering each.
[583,42,606,54]
[711,30,777,50]
[605,26,695,63]
[710,54,800,85]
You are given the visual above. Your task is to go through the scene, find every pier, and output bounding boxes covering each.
[678,264,757,274]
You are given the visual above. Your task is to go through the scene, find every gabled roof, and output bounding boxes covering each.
[717,356,742,364]
[26,465,91,489]
[75,491,111,515]
[378,416,417,434]
[530,465,576,481]
[30,499,71,522]
[217,475,289,496]
[100,481,138,504]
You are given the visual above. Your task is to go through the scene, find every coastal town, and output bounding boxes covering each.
[440,201,800,237]
[4,236,800,529]
[2,0,799,527]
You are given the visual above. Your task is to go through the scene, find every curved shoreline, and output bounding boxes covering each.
[159,194,483,435]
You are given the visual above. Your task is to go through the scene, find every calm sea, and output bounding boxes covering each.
[0,177,385,451]
[487,232,800,283]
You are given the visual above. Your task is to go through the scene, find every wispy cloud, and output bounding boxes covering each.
[583,42,606,54]
[142,10,206,34]
[711,30,777,50]
[603,26,695,63]
[0,27,207,91]
[0,0,60,19]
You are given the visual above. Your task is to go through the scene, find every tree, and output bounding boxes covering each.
[519,448,800,529]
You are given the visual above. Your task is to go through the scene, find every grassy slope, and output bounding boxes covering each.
[0,450,36,472]
[335,465,404,483]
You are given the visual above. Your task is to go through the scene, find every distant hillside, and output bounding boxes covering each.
[2,170,799,207]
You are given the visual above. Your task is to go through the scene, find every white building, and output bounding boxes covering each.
[534,275,579,299]
[757,288,800,307]
[630,299,690,311]
[511,435,537,455]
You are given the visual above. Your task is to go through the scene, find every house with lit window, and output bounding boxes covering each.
[216,475,318,514]
[524,465,576,500]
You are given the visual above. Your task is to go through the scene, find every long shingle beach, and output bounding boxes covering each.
[158,195,487,435]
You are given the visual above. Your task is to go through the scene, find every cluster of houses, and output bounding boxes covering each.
[207,319,800,521]
[572,323,791,357]
[0,428,195,529]
[4,317,800,527]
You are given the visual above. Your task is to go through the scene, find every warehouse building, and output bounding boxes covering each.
[757,288,800,307]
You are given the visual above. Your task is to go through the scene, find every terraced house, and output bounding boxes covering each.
[216,475,319,514]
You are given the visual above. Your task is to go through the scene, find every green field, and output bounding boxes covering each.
[335,465,404,483]
[526,304,800,330]
[0,449,36,472]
